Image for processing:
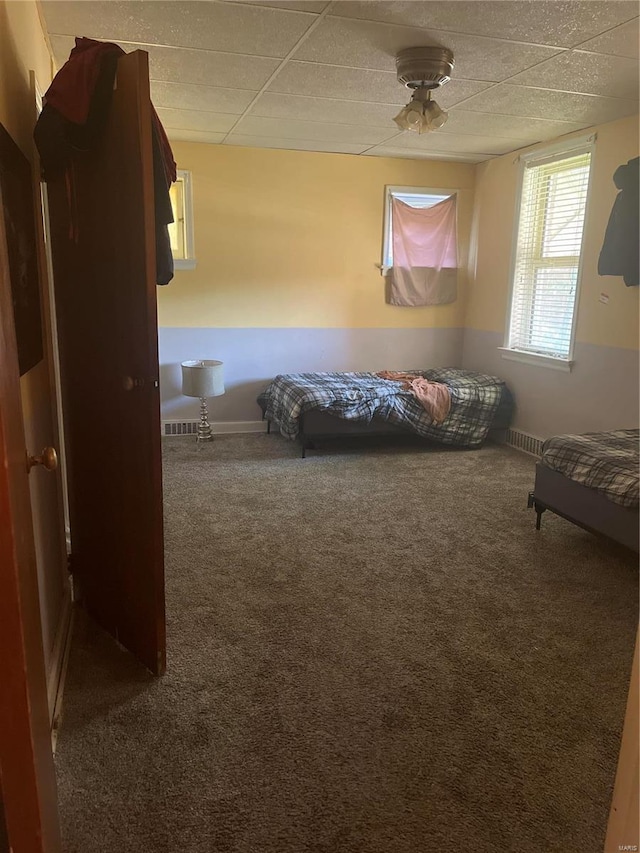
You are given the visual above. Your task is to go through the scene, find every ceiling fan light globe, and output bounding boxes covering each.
[405,107,425,128]
[423,97,445,118]
[430,108,448,129]
[393,105,412,130]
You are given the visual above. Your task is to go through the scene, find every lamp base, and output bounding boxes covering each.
[197,397,214,442]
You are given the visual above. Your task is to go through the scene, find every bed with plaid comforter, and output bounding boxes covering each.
[541,429,639,508]
[257,368,509,448]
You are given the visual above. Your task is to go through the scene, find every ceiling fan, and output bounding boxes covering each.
[393,47,455,134]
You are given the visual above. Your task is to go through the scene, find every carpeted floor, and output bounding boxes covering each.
[55,434,638,853]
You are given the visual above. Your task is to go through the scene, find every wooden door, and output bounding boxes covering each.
[46,51,166,675]
[0,178,61,853]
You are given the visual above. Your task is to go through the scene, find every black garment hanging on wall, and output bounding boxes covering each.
[598,156,639,287]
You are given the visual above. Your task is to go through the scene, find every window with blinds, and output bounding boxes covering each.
[507,147,593,360]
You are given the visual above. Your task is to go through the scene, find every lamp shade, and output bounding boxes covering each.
[181,360,225,398]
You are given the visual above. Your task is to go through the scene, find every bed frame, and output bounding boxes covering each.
[528,462,639,552]
[298,410,424,457]
[262,405,511,458]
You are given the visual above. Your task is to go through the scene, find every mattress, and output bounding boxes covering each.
[541,429,639,509]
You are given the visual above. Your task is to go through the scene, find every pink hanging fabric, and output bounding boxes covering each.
[389,195,458,306]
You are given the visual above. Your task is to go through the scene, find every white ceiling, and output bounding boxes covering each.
[41,0,640,163]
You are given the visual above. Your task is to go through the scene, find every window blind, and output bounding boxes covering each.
[508,150,592,359]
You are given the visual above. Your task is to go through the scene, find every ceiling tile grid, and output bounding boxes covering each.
[368,145,492,163]
[42,1,318,56]
[329,1,639,48]
[41,0,640,163]
[222,135,369,154]
[579,18,640,59]
[291,16,565,80]
[456,85,639,124]
[150,81,255,115]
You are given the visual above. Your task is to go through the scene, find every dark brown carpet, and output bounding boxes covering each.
[55,434,638,853]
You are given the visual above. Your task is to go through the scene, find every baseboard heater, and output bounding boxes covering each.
[162,420,267,436]
[504,428,544,458]
[163,420,199,436]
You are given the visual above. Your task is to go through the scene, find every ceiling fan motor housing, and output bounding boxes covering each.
[396,47,455,89]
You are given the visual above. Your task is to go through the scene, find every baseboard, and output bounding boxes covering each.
[47,588,73,746]
[162,419,267,436]
[505,428,544,458]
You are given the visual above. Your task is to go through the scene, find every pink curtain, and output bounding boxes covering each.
[389,195,458,306]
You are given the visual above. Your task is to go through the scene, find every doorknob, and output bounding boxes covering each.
[26,447,58,473]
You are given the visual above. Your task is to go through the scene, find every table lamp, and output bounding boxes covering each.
[181,360,225,442]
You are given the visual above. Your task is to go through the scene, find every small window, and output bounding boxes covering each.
[505,142,593,364]
[168,169,196,270]
[381,185,452,272]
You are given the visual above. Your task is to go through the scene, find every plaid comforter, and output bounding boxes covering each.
[257,368,507,448]
[541,429,640,508]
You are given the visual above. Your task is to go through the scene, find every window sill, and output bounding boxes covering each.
[498,347,573,372]
[174,258,197,271]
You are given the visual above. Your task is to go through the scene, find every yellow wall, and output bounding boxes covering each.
[0,0,68,694]
[157,143,476,329]
[0,0,52,151]
[465,114,639,350]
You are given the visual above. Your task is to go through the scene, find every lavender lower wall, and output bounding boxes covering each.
[462,328,639,439]
[159,326,464,422]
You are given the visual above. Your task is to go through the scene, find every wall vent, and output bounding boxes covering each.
[163,420,199,436]
[505,428,544,458]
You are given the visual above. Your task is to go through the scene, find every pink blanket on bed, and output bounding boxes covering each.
[376,371,451,424]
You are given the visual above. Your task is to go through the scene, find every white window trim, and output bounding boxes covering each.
[497,347,573,372]
[379,185,457,275]
[173,169,196,271]
[502,134,596,370]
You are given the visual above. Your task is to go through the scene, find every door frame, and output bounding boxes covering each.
[27,72,74,727]
[0,174,61,853]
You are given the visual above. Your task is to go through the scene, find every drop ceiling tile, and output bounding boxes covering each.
[460,84,639,123]
[333,2,639,49]
[141,46,279,91]
[249,92,399,129]
[48,33,77,67]
[155,108,238,133]
[578,18,640,59]
[267,61,491,106]
[234,115,396,144]
[165,129,227,145]
[510,51,639,99]
[41,1,316,57]
[365,146,489,163]
[48,34,280,88]
[268,62,406,103]
[150,81,257,115]
[222,0,329,11]
[224,136,368,154]
[250,93,548,136]
[432,81,498,109]
[293,16,562,81]
[443,110,584,140]
[390,131,523,155]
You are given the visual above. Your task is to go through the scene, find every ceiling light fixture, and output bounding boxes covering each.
[393,46,454,134]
